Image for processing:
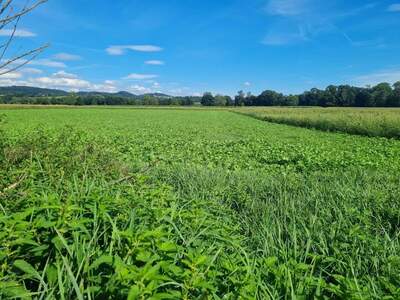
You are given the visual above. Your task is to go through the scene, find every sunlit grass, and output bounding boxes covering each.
[236,107,400,138]
[1,108,399,298]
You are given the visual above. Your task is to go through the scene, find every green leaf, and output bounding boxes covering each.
[128,285,141,300]
[158,242,177,252]
[14,260,39,278]
[14,260,48,290]
[0,281,32,300]
[89,255,114,270]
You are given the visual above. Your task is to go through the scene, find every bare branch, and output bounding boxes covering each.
[0,14,19,61]
[0,0,48,75]
[0,1,13,17]
[0,1,15,30]
[0,0,47,28]
[0,43,48,75]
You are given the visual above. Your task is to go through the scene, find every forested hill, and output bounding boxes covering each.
[0,86,173,98]
[0,86,68,97]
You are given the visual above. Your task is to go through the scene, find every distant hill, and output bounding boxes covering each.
[0,86,171,98]
[0,86,68,96]
[76,91,135,98]
[145,92,170,98]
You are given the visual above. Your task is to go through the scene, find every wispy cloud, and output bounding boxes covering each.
[265,0,310,16]
[30,71,118,92]
[0,71,23,79]
[53,70,78,79]
[0,67,121,93]
[33,77,90,90]
[262,1,378,46]
[353,69,400,86]
[388,3,400,12]
[145,60,165,65]
[123,73,159,80]
[53,53,82,61]
[1,58,66,69]
[0,29,36,37]
[262,0,322,45]
[244,81,251,86]
[20,68,43,74]
[263,29,308,45]
[342,33,386,48]
[30,59,67,68]
[106,45,163,55]
[129,84,153,94]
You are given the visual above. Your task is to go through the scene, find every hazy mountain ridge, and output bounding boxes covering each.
[0,86,171,98]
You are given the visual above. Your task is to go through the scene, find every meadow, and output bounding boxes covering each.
[236,107,400,138]
[0,108,399,299]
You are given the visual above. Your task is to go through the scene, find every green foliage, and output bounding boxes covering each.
[2,81,400,108]
[233,82,400,107]
[237,107,400,138]
[1,108,400,299]
[0,127,256,299]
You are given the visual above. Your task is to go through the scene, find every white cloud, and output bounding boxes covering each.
[353,69,400,86]
[145,60,165,65]
[244,81,251,86]
[30,59,67,68]
[0,78,24,86]
[91,81,118,93]
[0,71,22,79]
[25,71,116,92]
[0,29,36,37]
[265,0,310,16]
[0,68,120,93]
[20,67,43,74]
[1,58,66,69]
[53,70,78,79]
[124,73,159,80]
[31,76,91,91]
[106,45,163,55]
[104,80,116,85]
[388,4,400,12]
[168,87,191,96]
[128,84,152,94]
[53,53,82,61]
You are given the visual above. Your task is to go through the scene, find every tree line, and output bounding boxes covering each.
[202,81,400,107]
[1,81,400,107]
[0,94,201,106]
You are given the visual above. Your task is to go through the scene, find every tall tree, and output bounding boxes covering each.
[372,83,392,107]
[234,91,245,106]
[388,81,400,107]
[201,92,215,106]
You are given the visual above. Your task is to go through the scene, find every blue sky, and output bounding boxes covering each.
[1,0,400,96]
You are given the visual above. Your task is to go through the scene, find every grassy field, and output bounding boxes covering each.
[1,108,400,299]
[236,107,400,138]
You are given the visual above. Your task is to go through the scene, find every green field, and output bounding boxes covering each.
[1,108,400,299]
[236,107,400,138]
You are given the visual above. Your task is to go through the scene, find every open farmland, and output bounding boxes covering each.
[235,107,400,139]
[1,108,400,299]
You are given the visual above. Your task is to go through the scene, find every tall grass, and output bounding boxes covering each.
[0,128,257,299]
[236,107,400,138]
[156,165,400,298]
[1,109,400,298]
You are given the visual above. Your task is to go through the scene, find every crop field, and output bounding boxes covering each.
[1,108,400,299]
[236,107,400,138]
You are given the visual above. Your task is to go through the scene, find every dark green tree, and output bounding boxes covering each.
[201,92,215,106]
